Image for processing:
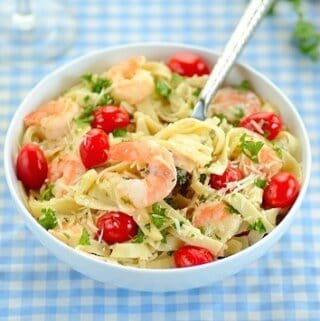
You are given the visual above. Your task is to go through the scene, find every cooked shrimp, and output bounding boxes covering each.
[106,56,154,105]
[192,202,229,227]
[24,99,80,140]
[108,140,177,208]
[48,154,86,196]
[239,144,282,179]
[210,87,261,122]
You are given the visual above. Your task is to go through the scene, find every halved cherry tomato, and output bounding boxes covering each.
[92,106,130,133]
[167,53,210,77]
[96,211,138,245]
[263,172,300,208]
[16,143,48,190]
[79,128,109,169]
[239,112,282,140]
[210,165,243,190]
[174,245,215,268]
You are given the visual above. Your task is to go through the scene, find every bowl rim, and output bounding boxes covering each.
[4,42,312,276]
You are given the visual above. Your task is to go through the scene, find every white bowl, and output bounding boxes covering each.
[4,43,311,292]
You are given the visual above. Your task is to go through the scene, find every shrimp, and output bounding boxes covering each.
[48,154,86,196]
[239,144,282,179]
[106,56,154,105]
[210,87,261,123]
[108,140,177,208]
[192,201,242,241]
[24,99,80,140]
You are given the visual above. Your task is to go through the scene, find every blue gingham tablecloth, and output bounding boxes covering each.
[0,1,319,320]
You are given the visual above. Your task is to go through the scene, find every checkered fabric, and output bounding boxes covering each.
[0,1,319,320]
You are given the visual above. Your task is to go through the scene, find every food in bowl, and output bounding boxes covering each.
[16,53,301,269]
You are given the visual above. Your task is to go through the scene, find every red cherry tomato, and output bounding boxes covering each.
[96,211,138,245]
[263,172,300,208]
[92,106,130,133]
[79,128,109,169]
[210,165,243,190]
[16,143,48,190]
[174,245,215,268]
[167,52,210,77]
[239,112,282,140]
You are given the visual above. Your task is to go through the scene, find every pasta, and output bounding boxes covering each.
[16,55,302,269]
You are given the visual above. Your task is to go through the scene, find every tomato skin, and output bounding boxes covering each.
[16,143,48,190]
[239,112,282,140]
[210,165,243,190]
[96,211,138,245]
[79,128,110,169]
[263,172,300,208]
[174,245,215,268]
[167,53,210,77]
[92,106,130,133]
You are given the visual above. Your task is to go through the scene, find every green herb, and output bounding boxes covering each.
[112,128,127,138]
[132,228,145,243]
[79,228,91,245]
[155,79,172,97]
[232,107,245,126]
[171,73,185,84]
[199,173,207,184]
[164,197,176,208]
[212,113,228,126]
[255,178,268,189]
[121,197,132,205]
[151,203,167,228]
[192,88,201,97]
[272,144,283,158]
[239,133,264,163]
[199,194,208,203]
[82,73,111,93]
[232,80,251,91]
[160,229,168,244]
[226,205,240,214]
[144,223,151,231]
[73,104,95,126]
[98,94,114,105]
[38,208,57,230]
[249,219,267,234]
[176,167,188,186]
[63,233,71,239]
[39,184,55,201]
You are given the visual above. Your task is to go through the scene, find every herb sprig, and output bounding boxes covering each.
[151,203,168,228]
[239,133,264,163]
[248,219,267,234]
[38,208,57,230]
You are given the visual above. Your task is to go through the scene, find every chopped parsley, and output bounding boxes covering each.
[176,167,188,186]
[272,144,283,158]
[199,194,208,203]
[39,184,55,201]
[226,205,240,214]
[98,93,114,105]
[232,80,251,91]
[112,128,127,138]
[79,228,91,245]
[171,73,185,83]
[155,79,172,97]
[160,229,168,244]
[255,178,268,189]
[239,133,264,163]
[192,88,201,97]
[38,208,57,230]
[82,73,111,93]
[121,197,132,205]
[132,228,145,243]
[212,113,228,126]
[73,103,95,126]
[199,173,207,184]
[151,203,167,228]
[249,219,267,234]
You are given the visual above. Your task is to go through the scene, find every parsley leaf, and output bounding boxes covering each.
[79,228,91,245]
[249,219,267,234]
[272,144,283,158]
[151,203,167,228]
[82,73,111,93]
[239,133,264,163]
[255,178,268,189]
[39,184,55,201]
[155,79,172,97]
[160,229,168,244]
[171,73,185,84]
[226,205,240,214]
[176,167,188,186]
[98,93,114,105]
[73,104,95,126]
[38,208,57,230]
[132,228,145,243]
[112,128,127,138]
[212,113,229,126]
[192,88,201,97]
[232,80,251,91]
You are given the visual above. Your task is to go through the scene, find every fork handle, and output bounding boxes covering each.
[191,0,273,120]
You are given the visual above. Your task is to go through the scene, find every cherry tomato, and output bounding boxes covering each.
[79,128,109,169]
[92,106,130,133]
[210,165,243,190]
[263,172,300,208]
[96,211,138,244]
[239,112,282,140]
[167,52,210,77]
[16,143,48,190]
[174,245,215,268]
